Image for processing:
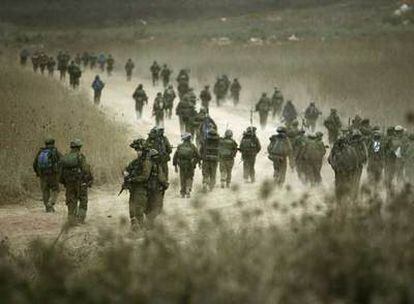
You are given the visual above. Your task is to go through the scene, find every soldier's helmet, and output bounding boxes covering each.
[130,138,146,151]
[394,125,404,132]
[262,92,267,97]
[157,92,162,96]
[70,138,82,148]
[205,85,210,89]
[168,85,173,89]
[291,120,299,127]
[181,132,192,141]
[156,127,165,135]
[224,130,233,138]
[310,102,315,106]
[373,130,382,138]
[277,126,287,133]
[331,108,337,113]
[138,84,143,89]
[45,138,55,145]
[149,127,158,137]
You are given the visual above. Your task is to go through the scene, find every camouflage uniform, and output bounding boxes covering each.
[175,96,196,133]
[31,52,40,72]
[304,102,321,132]
[46,57,56,77]
[282,100,298,125]
[33,139,62,212]
[176,70,190,99]
[213,77,228,106]
[106,55,115,76]
[146,150,169,224]
[271,88,284,119]
[218,130,238,188]
[267,127,294,186]
[132,84,148,119]
[68,61,82,89]
[152,93,166,127]
[384,126,406,193]
[366,132,385,184]
[57,52,70,80]
[255,93,271,130]
[125,59,135,81]
[160,65,172,88]
[39,53,48,75]
[200,129,220,191]
[91,75,105,105]
[60,139,93,224]
[81,52,89,67]
[173,134,201,198]
[163,86,176,119]
[124,139,152,229]
[324,109,342,145]
[200,86,212,111]
[146,127,172,180]
[297,133,326,185]
[230,79,241,106]
[239,127,261,183]
[349,130,368,197]
[150,61,161,86]
[20,48,30,66]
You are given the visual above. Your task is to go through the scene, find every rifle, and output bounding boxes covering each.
[250,107,254,126]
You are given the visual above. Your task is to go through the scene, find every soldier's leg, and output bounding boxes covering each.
[162,162,169,181]
[49,175,60,211]
[226,160,234,186]
[147,192,164,224]
[250,157,256,182]
[243,160,249,182]
[77,185,89,224]
[202,162,209,190]
[129,187,147,229]
[40,176,51,211]
[65,184,78,224]
[179,168,187,197]
[210,161,218,190]
[219,161,227,188]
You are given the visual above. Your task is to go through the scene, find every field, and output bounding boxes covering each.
[1,1,414,302]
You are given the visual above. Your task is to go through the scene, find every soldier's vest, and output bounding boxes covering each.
[219,138,236,160]
[240,136,258,155]
[387,137,404,160]
[269,137,290,159]
[177,143,195,161]
[203,134,220,161]
[61,152,82,182]
[302,140,324,162]
[330,144,358,173]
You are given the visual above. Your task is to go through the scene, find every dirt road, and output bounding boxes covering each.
[0,64,332,248]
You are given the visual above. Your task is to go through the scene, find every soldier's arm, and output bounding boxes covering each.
[134,159,152,183]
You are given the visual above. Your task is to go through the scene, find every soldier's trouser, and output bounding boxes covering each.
[146,191,164,222]
[165,107,173,119]
[40,174,59,208]
[367,162,383,184]
[220,159,234,186]
[94,90,102,105]
[303,163,321,185]
[65,183,88,222]
[243,157,256,182]
[127,72,132,81]
[135,103,144,119]
[152,74,159,85]
[60,70,66,80]
[129,185,148,227]
[155,115,164,127]
[179,116,185,133]
[202,161,218,190]
[232,93,239,105]
[385,160,404,193]
[179,166,195,196]
[273,157,287,185]
[334,171,354,204]
[163,78,169,88]
[328,130,339,145]
[352,166,363,198]
[259,112,268,129]
[162,162,169,180]
[307,120,317,132]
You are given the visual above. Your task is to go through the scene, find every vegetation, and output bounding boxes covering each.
[0,62,131,203]
[1,185,413,303]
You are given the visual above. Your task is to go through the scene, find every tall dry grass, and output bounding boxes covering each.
[0,63,131,203]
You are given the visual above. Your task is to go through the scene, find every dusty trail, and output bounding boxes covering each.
[0,64,334,248]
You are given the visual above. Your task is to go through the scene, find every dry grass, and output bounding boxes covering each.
[0,63,131,203]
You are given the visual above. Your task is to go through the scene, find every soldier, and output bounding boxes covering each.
[74,53,82,66]
[33,138,62,212]
[152,92,166,127]
[328,136,359,204]
[404,134,414,185]
[367,130,385,184]
[194,108,217,147]
[60,139,93,225]
[292,129,307,181]
[146,127,173,179]
[230,78,241,106]
[282,100,298,125]
[39,52,48,75]
[213,77,227,106]
[239,127,261,183]
[163,85,176,119]
[150,61,161,86]
[200,128,220,191]
[125,58,135,81]
[20,48,30,66]
[384,125,406,194]
[68,61,82,89]
[31,51,40,73]
[160,64,172,88]
[123,139,151,230]
[297,133,326,185]
[200,85,212,111]
[106,54,115,76]
[81,51,90,68]
[271,87,284,119]
[267,127,294,186]
[57,51,69,81]
[173,133,200,198]
[146,149,169,225]
[218,130,238,188]
[132,84,148,119]
[89,53,97,69]
[255,93,272,130]
[304,102,322,132]
[324,109,342,145]
[175,93,197,133]
[351,114,363,130]
[98,53,106,72]
[286,120,302,158]
[91,75,105,105]
[46,56,56,77]
[349,129,368,197]
[176,69,190,99]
